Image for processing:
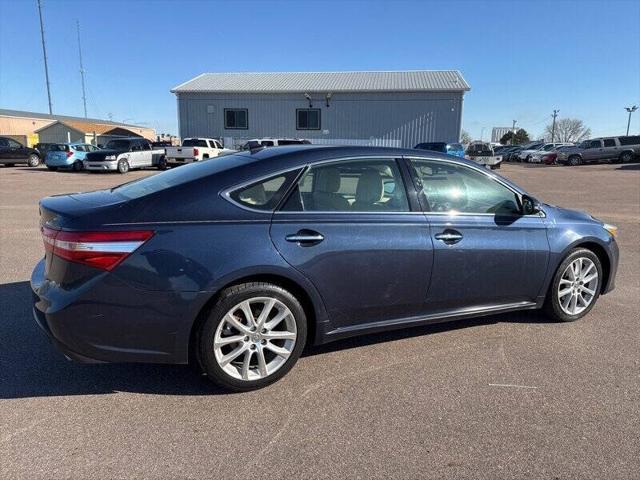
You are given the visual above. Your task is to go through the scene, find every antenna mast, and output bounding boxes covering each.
[37,0,53,114]
[76,20,88,118]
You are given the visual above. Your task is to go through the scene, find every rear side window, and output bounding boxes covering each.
[278,139,306,145]
[281,159,409,212]
[229,170,301,211]
[50,144,69,152]
[603,139,616,147]
[618,136,640,146]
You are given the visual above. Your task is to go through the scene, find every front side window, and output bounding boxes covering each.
[603,139,616,147]
[224,109,248,129]
[296,109,321,130]
[282,158,409,212]
[409,159,520,215]
[229,170,300,211]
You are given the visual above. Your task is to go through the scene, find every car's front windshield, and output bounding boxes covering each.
[105,140,131,150]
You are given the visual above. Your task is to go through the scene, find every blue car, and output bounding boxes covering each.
[415,142,466,158]
[31,145,619,391]
[45,143,101,171]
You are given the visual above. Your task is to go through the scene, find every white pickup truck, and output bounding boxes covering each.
[161,138,227,169]
[465,142,503,169]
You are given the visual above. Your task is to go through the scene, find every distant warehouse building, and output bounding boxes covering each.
[0,109,155,147]
[492,127,515,143]
[171,71,470,149]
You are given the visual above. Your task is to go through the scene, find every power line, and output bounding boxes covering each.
[36,0,53,114]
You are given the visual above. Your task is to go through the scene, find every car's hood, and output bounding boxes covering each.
[86,148,127,159]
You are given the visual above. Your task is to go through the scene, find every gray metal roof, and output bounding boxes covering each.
[171,71,470,94]
[0,108,144,129]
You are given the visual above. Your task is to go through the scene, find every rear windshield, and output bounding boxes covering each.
[415,142,447,152]
[49,144,69,152]
[105,140,132,150]
[277,139,306,145]
[182,139,209,147]
[113,152,250,199]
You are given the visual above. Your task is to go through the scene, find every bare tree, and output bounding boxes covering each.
[460,129,472,144]
[543,118,591,142]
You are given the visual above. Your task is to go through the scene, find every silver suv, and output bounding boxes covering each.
[556,136,640,166]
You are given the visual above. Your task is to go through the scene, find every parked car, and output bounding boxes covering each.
[414,142,465,158]
[45,143,101,171]
[241,138,311,149]
[499,146,522,162]
[556,136,640,166]
[0,136,41,167]
[83,137,164,173]
[30,146,619,391]
[529,144,574,164]
[465,141,503,169]
[516,143,566,162]
[161,138,228,169]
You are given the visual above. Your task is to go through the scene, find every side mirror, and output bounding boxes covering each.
[521,195,541,215]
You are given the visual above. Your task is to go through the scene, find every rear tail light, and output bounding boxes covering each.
[193,147,199,157]
[41,228,154,271]
[66,150,73,158]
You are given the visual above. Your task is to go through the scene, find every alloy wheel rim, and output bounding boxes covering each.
[213,297,297,381]
[558,257,598,315]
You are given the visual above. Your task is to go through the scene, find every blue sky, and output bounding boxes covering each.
[1,0,638,139]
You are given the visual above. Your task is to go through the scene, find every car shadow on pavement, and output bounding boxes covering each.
[616,162,640,170]
[0,280,554,399]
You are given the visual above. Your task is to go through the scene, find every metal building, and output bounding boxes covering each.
[171,71,470,149]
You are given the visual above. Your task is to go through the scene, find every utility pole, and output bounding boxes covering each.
[511,120,517,144]
[76,20,88,118]
[551,110,559,142]
[625,106,638,136]
[37,0,53,114]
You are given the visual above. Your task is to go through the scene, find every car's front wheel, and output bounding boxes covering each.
[198,282,307,391]
[544,248,602,322]
[568,155,582,166]
[117,159,129,174]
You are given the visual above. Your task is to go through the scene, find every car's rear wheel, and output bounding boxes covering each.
[72,161,83,172]
[117,159,129,174]
[198,282,307,391]
[157,156,168,170]
[544,248,602,322]
[619,151,633,163]
[568,155,582,166]
[28,154,40,167]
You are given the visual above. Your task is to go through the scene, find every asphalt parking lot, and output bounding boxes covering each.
[1,162,639,479]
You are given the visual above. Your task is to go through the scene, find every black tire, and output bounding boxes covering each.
[5,163,15,167]
[157,156,168,170]
[544,248,602,322]
[46,166,57,171]
[117,158,130,174]
[568,155,582,166]
[27,154,40,167]
[619,151,633,163]
[72,161,83,172]
[198,282,307,392]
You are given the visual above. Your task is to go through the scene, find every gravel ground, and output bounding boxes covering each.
[1,162,639,479]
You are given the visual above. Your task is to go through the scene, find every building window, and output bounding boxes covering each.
[224,109,248,129]
[296,109,321,130]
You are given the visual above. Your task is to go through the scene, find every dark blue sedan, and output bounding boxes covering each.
[31,146,619,391]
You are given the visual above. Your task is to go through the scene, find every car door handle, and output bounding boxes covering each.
[434,229,463,244]
[285,230,324,245]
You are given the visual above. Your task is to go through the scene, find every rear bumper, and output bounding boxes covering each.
[84,160,118,171]
[30,258,204,364]
[166,157,198,165]
[45,159,75,168]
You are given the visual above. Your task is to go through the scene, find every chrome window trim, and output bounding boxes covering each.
[221,154,546,218]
